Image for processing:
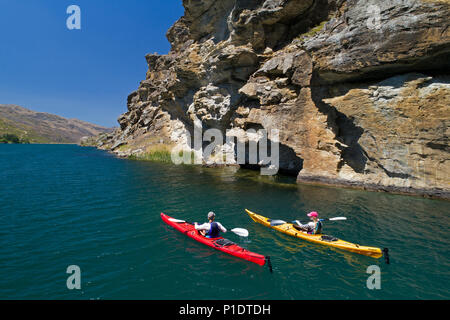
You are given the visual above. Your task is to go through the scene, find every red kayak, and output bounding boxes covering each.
[161,213,271,270]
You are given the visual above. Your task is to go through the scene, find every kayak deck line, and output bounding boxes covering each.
[161,212,273,271]
[246,209,388,261]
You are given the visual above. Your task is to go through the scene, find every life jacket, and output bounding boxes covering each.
[206,222,220,238]
[314,220,323,234]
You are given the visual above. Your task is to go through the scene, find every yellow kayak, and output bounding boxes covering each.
[246,209,385,259]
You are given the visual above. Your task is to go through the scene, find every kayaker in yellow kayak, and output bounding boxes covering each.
[293,211,323,234]
[195,211,227,238]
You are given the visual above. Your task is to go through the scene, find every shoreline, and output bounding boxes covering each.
[98,146,450,201]
[297,175,450,201]
[0,142,81,145]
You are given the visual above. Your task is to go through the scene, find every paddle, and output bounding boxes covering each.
[270,217,347,227]
[168,218,249,237]
[325,217,347,221]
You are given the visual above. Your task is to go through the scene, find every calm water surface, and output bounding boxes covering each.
[0,144,449,299]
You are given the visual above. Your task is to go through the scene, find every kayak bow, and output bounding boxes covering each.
[161,213,272,270]
[245,209,387,260]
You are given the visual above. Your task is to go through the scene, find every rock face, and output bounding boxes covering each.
[101,0,450,199]
[0,104,113,144]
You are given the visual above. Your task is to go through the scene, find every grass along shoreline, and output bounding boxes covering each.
[125,144,197,164]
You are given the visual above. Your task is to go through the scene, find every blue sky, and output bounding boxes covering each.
[0,0,184,127]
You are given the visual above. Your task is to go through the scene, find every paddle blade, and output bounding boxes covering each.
[231,228,249,237]
[270,220,287,226]
[168,218,186,223]
[329,217,347,221]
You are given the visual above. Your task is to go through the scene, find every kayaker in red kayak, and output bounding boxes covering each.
[293,211,323,234]
[195,211,227,238]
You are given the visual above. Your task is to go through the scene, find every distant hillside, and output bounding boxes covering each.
[0,104,113,144]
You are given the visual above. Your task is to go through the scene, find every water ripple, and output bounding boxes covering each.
[0,144,449,299]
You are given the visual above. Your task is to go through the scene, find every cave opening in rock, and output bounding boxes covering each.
[237,122,304,177]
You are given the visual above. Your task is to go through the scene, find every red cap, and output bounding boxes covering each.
[307,211,318,218]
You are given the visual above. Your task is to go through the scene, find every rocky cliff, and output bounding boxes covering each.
[98,0,450,199]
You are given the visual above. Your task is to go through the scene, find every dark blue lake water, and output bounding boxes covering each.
[0,144,448,299]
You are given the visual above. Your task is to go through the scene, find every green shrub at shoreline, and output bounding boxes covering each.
[0,133,30,144]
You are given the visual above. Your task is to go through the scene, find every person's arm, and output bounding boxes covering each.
[217,222,227,233]
[195,222,210,231]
